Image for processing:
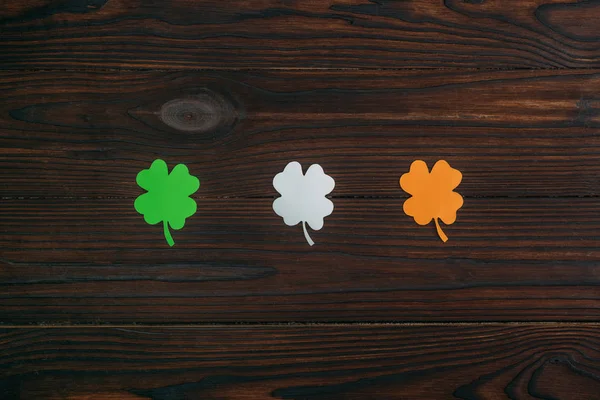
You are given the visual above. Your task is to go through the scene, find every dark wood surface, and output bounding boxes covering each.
[2,0,600,69]
[2,197,600,323]
[2,325,600,400]
[3,0,600,398]
[1,69,599,198]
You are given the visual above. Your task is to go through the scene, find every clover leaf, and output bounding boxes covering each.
[273,161,335,246]
[400,160,463,242]
[134,159,200,246]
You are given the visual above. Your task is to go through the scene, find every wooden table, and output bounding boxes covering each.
[1,1,600,398]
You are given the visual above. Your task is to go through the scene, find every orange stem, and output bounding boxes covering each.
[434,218,448,243]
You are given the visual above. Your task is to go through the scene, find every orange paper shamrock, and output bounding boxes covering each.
[400,160,463,242]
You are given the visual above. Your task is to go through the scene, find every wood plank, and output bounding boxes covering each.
[1,69,600,198]
[2,0,600,69]
[1,324,600,399]
[2,197,600,323]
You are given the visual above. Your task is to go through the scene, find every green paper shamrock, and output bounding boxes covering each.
[134,159,200,246]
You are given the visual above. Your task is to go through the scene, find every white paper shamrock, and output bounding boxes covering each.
[273,161,335,246]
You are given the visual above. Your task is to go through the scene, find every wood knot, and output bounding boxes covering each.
[159,90,238,135]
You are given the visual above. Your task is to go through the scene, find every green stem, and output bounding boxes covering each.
[163,220,174,247]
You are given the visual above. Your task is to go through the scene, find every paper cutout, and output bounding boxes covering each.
[134,159,199,247]
[273,161,335,246]
[400,160,463,242]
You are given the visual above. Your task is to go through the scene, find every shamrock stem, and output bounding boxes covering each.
[163,220,174,247]
[302,221,315,246]
[434,218,448,243]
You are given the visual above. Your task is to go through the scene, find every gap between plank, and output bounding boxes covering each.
[3,195,599,200]
[2,66,599,73]
[3,321,600,329]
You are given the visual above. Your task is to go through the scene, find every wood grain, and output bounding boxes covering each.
[1,69,600,198]
[1,325,600,399]
[2,197,600,323]
[1,0,600,69]
[3,0,600,397]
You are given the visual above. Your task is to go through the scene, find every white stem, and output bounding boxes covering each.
[302,221,315,246]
